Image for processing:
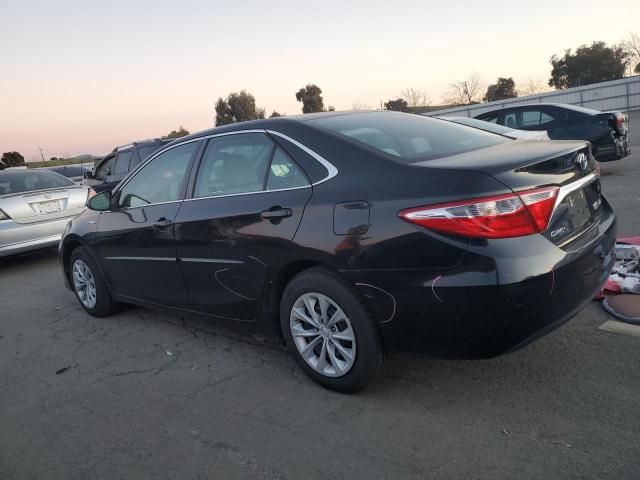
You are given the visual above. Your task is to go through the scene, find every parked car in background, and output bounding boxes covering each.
[37,164,93,183]
[438,116,550,140]
[474,103,629,161]
[0,169,91,257]
[82,138,172,192]
[60,111,615,392]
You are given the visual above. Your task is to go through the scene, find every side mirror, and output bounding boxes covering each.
[83,171,94,180]
[87,190,112,211]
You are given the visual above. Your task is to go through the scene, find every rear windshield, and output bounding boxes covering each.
[0,170,74,195]
[442,117,516,136]
[310,112,509,163]
[48,165,91,177]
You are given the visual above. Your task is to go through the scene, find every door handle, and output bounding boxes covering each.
[153,217,172,228]
[260,207,292,219]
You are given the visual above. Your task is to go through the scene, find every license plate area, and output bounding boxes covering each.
[546,182,602,244]
[32,199,62,214]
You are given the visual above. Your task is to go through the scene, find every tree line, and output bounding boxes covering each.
[6,34,640,163]
[212,35,640,123]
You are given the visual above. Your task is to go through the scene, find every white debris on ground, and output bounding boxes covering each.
[609,244,640,294]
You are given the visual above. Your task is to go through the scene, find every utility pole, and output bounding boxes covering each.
[38,146,46,162]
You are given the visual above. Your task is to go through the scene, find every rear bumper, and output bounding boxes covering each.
[0,217,72,257]
[594,135,629,161]
[346,211,617,358]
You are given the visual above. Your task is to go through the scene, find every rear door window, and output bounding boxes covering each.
[193,133,274,198]
[503,112,518,129]
[520,109,556,129]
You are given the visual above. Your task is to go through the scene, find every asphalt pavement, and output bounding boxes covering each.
[1,113,639,479]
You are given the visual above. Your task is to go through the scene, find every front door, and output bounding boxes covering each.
[175,132,312,321]
[95,141,200,306]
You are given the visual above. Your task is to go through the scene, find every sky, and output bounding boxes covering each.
[1,0,638,160]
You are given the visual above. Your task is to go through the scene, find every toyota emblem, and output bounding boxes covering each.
[575,152,588,171]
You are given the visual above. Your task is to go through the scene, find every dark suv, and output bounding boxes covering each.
[83,139,172,192]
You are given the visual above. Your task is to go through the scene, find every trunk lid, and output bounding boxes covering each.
[418,140,604,246]
[0,186,89,224]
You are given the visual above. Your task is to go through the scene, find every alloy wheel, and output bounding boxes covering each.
[72,259,97,309]
[290,292,356,377]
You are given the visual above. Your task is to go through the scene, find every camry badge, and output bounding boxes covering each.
[575,152,588,171]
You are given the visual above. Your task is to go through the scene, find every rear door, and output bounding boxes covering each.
[94,141,200,306]
[174,132,312,321]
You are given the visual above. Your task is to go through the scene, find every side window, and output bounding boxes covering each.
[113,150,133,175]
[521,110,556,128]
[503,112,518,129]
[94,155,116,179]
[267,147,310,190]
[193,133,274,198]
[481,115,499,124]
[539,112,555,125]
[118,142,197,208]
[521,110,542,127]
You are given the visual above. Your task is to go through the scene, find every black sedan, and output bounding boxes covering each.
[474,103,629,161]
[60,111,616,392]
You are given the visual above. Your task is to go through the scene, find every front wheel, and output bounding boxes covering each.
[69,247,118,317]
[281,267,385,393]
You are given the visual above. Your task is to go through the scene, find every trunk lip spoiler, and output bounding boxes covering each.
[553,172,598,210]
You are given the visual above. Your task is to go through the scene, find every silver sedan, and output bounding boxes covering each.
[0,169,91,257]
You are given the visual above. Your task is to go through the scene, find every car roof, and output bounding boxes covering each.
[480,103,600,115]
[160,111,380,147]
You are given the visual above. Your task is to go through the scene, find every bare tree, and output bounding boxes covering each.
[401,88,431,107]
[443,74,482,105]
[351,100,372,110]
[519,78,547,96]
[622,32,640,75]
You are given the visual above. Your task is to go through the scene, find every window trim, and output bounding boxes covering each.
[111,129,338,208]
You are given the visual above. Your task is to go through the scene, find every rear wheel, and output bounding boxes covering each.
[70,247,118,317]
[281,267,385,393]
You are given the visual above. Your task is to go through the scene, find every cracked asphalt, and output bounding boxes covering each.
[1,113,639,479]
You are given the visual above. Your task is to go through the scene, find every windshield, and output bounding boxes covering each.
[310,112,509,163]
[0,170,74,195]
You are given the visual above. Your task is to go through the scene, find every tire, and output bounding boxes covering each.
[280,267,385,393]
[69,246,118,317]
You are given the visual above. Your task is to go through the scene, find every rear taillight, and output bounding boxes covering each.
[399,186,559,239]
